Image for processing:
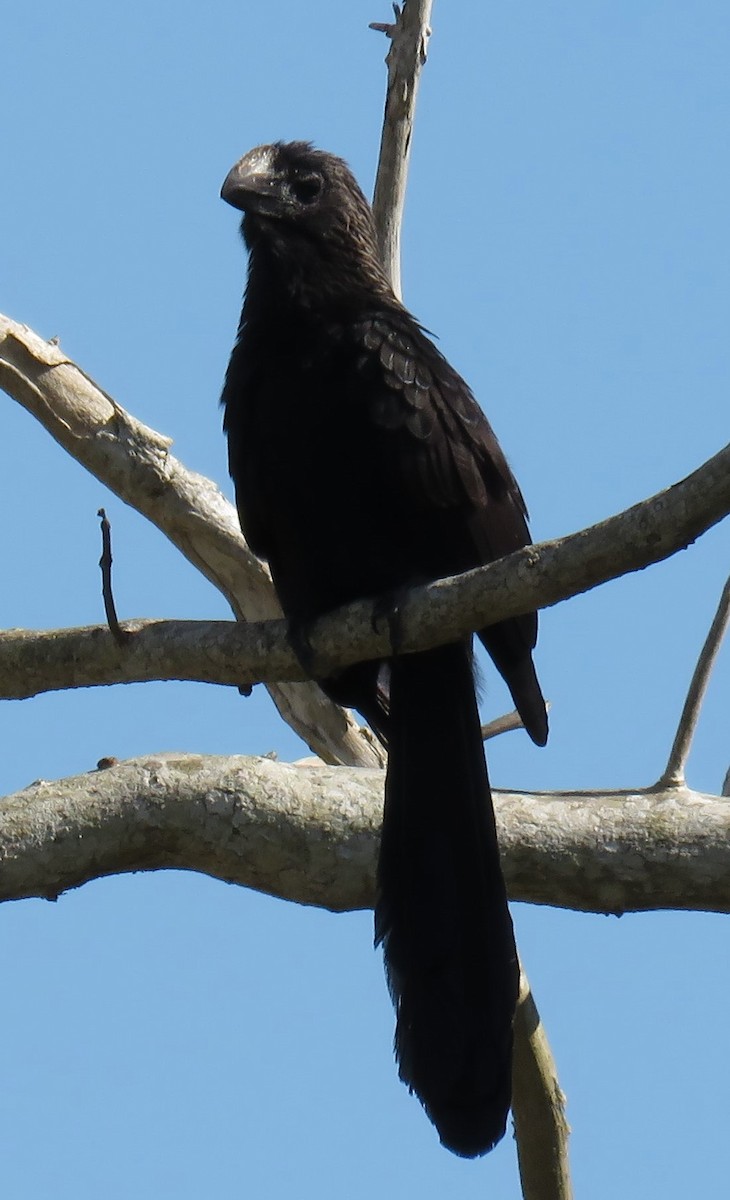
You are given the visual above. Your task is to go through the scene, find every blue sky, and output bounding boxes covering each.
[2,2,730,1196]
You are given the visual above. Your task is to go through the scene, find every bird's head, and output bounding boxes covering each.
[221,141,394,309]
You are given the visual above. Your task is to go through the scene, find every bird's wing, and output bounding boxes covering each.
[351,311,532,565]
[350,311,546,744]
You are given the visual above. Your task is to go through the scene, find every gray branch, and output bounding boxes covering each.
[658,575,730,787]
[1,437,728,701]
[513,965,573,1200]
[0,313,383,770]
[370,0,434,293]
[2,753,727,913]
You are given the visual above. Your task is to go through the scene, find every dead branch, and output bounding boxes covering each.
[0,314,383,770]
[658,575,730,788]
[1,440,728,701]
[97,508,130,646]
[370,0,433,291]
[483,709,527,741]
[1,753,728,913]
[513,966,573,1200]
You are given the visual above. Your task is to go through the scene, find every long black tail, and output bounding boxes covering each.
[375,642,519,1158]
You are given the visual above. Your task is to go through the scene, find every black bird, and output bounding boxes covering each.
[220,141,547,1158]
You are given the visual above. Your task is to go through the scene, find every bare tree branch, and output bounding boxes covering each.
[370,0,433,292]
[1,439,727,701]
[2,753,728,912]
[513,966,573,1200]
[0,313,383,770]
[658,575,730,788]
[482,708,545,742]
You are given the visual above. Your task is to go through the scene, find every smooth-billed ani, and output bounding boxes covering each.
[220,141,547,1158]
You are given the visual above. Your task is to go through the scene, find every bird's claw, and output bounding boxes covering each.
[287,617,319,680]
[372,588,408,655]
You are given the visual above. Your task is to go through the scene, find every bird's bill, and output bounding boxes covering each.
[221,146,287,215]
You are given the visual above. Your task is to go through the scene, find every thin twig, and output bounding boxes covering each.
[482,702,551,742]
[482,710,525,740]
[512,965,573,1200]
[97,508,130,646]
[657,574,730,787]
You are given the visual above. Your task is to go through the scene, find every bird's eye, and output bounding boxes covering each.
[290,173,323,204]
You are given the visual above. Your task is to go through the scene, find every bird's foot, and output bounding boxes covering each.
[372,586,410,655]
[286,616,320,680]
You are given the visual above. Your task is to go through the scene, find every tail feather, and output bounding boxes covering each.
[479,621,548,747]
[376,642,519,1157]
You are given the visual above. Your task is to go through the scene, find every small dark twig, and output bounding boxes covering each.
[97,508,131,646]
[657,574,730,788]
